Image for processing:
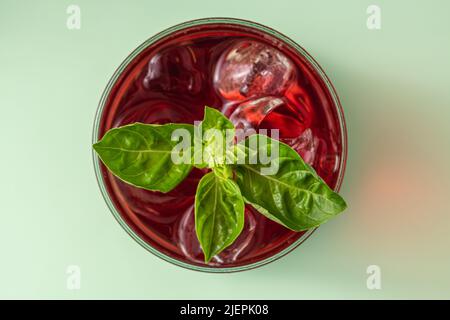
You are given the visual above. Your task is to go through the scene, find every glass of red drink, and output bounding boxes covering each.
[92,18,347,272]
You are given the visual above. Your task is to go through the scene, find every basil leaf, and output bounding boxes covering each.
[93,123,194,193]
[195,171,245,263]
[235,134,347,231]
[200,106,235,134]
[193,106,235,168]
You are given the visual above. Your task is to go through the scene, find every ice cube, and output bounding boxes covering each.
[229,96,284,141]
[176,206,257,265]
[214,40,295,101]
[116,168,203,224]
[143,45,203,95]
[175,205,204,264]
[282,128,318,165]
[213,209,257,264]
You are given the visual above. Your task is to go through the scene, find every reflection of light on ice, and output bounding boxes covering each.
[282,128,318,165]
[228,95,320,166]
[214,40,295,101]
[229,96,284,140]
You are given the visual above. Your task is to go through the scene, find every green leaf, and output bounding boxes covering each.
[195,171,245,263]
[235,134,347,231]
[193,106,235,168]
[200,106,235,134]
[93,122,194,193]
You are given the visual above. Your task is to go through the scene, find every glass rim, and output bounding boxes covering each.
[92,17,347,273]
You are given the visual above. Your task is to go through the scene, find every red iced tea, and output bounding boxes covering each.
[96,21,345,268]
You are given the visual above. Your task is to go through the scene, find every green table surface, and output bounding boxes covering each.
[1,0,450,299]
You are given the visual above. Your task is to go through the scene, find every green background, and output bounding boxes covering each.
[1,0,450,299]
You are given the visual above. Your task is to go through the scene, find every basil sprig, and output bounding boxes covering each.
[94,106,347,262]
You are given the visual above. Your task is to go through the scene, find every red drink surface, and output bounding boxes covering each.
[97,23,345,268]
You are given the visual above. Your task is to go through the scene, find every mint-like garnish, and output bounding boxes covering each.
[93,106,347,262]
